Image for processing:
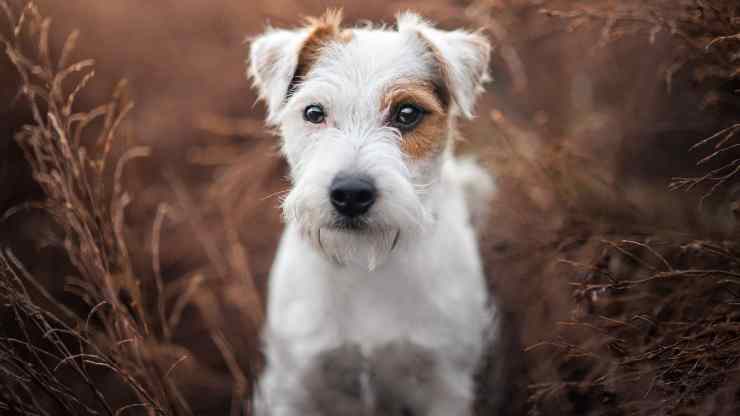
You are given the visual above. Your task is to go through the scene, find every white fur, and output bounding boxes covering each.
[248,12,496,416]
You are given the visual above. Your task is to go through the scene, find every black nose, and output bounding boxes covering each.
[330,175,377,217]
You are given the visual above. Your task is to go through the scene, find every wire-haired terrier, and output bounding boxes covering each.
[248,10,496,416]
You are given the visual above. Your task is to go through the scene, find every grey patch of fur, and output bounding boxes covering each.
[302,344,369,416]
[369,341,441,416]
[295,341,457,416]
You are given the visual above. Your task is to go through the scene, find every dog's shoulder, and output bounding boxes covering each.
[443,157,495,231]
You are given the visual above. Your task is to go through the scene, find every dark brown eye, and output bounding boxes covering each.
[393,104,425,129]
[304,104,325,124]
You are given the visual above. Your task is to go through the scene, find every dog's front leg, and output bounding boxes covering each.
[369,341,473,416]
[255,342,370,416]
[302,343,371,416]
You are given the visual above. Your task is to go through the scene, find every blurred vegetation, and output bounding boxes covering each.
[0,0,738,415]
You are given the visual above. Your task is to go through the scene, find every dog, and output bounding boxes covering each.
[248,10,496,416]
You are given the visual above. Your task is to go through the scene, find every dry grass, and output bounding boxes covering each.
[474,1,740,415]
[0,1,258,414]
[0,2,189,414]
[0,0,738,415]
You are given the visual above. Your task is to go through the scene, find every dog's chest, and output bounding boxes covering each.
[325,250,481,353]
[267,213,489,360]
[333,269,438,344]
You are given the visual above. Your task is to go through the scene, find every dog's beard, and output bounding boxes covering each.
[312,227,400,271]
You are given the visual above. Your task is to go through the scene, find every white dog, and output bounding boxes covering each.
[248,10,496,416]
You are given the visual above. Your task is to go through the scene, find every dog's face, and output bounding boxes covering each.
[249,11,489,270]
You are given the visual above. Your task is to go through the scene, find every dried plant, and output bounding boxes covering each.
[534,1,740,200]
[671,122,740,201]
[468,1,740,415]
[0,1,188,414]
[526,238,740,415]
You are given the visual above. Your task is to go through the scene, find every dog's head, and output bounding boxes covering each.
[249,11,490,269]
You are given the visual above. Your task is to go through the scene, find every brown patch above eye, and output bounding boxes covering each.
[383,82,449,160]
[286,10,352,99]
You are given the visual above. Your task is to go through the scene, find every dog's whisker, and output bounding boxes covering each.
[260,188,291,201]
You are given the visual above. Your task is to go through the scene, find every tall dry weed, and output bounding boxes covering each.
[0,1,198,414]
[469,1,740,415]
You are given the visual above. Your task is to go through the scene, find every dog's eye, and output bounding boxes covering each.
[393,104,425,130]
[304,104,326,124]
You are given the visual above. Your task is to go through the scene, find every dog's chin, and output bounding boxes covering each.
[311,223,400,271]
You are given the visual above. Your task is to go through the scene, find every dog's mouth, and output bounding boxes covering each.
[326,216,401,248]
[330,216,370,231]
[317,226,401,248]
[315,226,401,270]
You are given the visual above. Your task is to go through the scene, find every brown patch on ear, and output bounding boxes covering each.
[286,9,351,99]
[413,32,453,110]
[383,82,449,160]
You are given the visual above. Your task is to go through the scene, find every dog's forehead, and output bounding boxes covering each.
[312,29,436,88]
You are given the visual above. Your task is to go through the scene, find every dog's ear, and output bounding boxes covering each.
[397,13,491,119]
[248,10,344,124]
[248,28,308,123]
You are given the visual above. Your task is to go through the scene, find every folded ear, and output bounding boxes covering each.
[248,10,344,124]
[397,13,491,119]
[248,28,307,123]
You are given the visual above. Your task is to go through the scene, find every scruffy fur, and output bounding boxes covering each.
[248,10,496,416]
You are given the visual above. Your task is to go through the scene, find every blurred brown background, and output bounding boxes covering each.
[1,1,739,415]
